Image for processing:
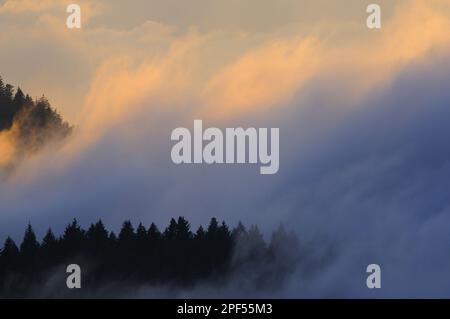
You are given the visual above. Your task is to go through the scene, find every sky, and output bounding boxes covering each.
[1,0,450,297]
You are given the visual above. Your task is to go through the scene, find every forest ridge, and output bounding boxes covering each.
[0,217,300,298]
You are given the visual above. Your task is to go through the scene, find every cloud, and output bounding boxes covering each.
[1,0,448,124]
[0,0,61,14]
[201,37,323,118]
[201,0,450,119]
[0,0,102,20]
[0,128,15,169]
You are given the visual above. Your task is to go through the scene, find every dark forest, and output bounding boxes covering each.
[0,217,300,298]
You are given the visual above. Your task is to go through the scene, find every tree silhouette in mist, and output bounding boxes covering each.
[0,217,300,297]
[0,76,72,160]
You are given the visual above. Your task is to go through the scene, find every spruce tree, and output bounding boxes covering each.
[20,224,39,257]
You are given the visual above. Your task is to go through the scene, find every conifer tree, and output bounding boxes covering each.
[1,236,19,260]
[61,219,85,254]
[118,221,135,243]
[147,223,161,242]
[20,224,40,256]
[164,218,178,241]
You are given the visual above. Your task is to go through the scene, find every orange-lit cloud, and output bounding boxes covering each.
[0,0,102,20]
[83,33,202,124]
[332,0,450,97]
[0,0,61,13]
[1,0,450,180]
[0,130,15,169]
[201,37,323,118]
[53,0,450,158]
[200,0,450,119]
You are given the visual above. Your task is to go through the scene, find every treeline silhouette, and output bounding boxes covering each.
[0,76,72,154]
[0,217,299,297]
